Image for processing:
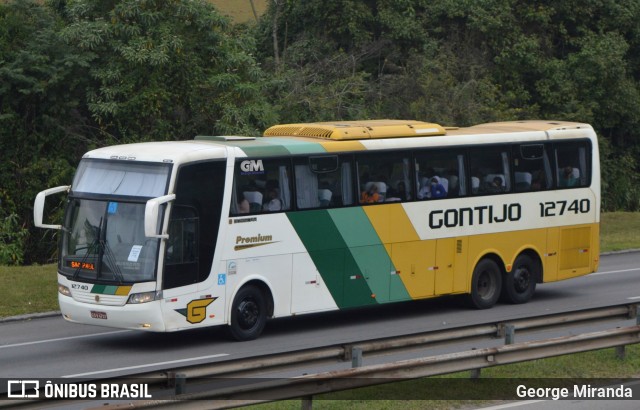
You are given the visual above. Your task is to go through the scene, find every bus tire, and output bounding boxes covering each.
[467,258,502,309]
[228,285,267,341]
[502,254,537,304]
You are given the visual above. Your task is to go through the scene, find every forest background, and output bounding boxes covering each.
[1,0,639,265]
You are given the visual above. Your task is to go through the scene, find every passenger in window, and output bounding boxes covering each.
[388,181,409,202]
[361,183,380,204]
[243,182,263,213]
[417,182,430,199]
[531,170,546,191]
[263,187,282,211]
[559,166,578,187]
[486,176,505,193]
[446,169,459,196]
[429,177,447,198]
[237,192,249,214]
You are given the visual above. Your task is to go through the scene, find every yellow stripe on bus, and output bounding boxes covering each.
[317,140,367,152]
[363,204,435,298]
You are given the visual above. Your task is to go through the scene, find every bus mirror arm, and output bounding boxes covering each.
[144,194,175,239]
[33,185,71,229]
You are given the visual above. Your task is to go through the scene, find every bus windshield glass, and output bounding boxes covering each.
[60,160,171,283]
[60,199,159,283]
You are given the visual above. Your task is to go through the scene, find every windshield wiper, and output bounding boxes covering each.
[93,217,124,285]
[101,243,125,285]
[72,217,102,281]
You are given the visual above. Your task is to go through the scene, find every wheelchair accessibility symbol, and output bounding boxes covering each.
[217,273,226,286]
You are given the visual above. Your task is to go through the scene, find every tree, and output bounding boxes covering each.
[0,1,81,263]
[58,0,276,141]
[1,0,277,264]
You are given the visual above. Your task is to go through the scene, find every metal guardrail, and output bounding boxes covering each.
[97,325,640,410]
[110,303,640,380]
[2,302,639,409]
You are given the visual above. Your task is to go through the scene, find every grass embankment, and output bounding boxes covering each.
[1,212,638,318]
[599,211,640,252]
[0,263,57,318]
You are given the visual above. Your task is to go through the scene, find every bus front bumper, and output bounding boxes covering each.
[59,294,166,332]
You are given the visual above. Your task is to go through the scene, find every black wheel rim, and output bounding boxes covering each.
[237,298,259,330]
[513,265,531,293]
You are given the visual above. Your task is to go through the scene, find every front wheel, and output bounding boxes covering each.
[501,254,537,304]
[228,285,267,341]
[467,258,502,309]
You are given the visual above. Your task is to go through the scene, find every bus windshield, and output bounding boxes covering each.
[59,159,171,283]
[60,199,159,283]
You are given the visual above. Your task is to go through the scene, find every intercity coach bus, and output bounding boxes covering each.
[34,120,600,340]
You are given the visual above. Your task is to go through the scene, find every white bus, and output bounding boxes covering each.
[34,120,600,340]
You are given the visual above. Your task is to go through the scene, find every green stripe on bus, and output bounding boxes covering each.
[204,139,291,157]
[263,138,327,154]
[287,210,376,308]
[328,208,410,302]
[91,284,106,294]
[90,285,117,294]
[236,141,291,157]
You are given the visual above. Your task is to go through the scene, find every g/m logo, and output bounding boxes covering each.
[240,160,264,173]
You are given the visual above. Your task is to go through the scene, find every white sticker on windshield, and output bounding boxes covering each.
[128,245,143,262]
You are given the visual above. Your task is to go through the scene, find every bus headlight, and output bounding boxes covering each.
[127,291,161,304]
[58,284,71,297]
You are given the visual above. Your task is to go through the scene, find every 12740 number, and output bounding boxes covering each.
[539,199,590,217]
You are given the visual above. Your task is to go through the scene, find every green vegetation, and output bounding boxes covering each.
[0,263,57,318]
[1,0,640,265]
[0,213,28,265]
[600,212,640,252]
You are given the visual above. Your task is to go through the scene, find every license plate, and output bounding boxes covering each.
[90,311,108,319]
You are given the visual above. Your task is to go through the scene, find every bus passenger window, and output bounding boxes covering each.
[231,159,292,214]
[415,149,465,199]
[357,152,412,203]
[554,142,590,189]
[294,155,353,209]
[468,146,511,195]
[513,144,551,192]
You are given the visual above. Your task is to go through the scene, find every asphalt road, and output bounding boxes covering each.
[1,251,639,382]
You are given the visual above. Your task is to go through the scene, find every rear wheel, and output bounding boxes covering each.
[228,285,267,341]
[502,254,537,304]
[467,258,502,309]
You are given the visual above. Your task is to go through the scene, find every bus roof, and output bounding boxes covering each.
[198,119,594,157]
[81,140,229,163]
[83,120,595,163]
[446,120,593,135]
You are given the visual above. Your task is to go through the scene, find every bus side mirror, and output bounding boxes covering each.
[144,194,175,239]
[33,185,70,229]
